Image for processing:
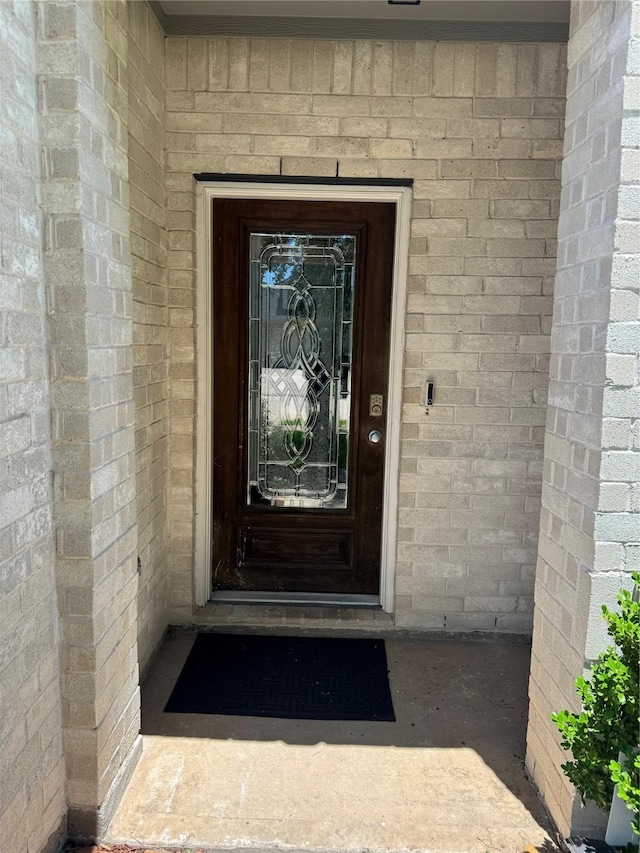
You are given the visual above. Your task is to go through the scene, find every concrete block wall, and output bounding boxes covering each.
[164,36,567,629]
[0,2,66,850]
[527,0,640,837]
[128,0,170,674]
[39,0,141,837]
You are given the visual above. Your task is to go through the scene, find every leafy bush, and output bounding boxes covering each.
[552,572,639,835]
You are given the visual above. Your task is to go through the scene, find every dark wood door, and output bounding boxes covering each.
[211,198,395,595]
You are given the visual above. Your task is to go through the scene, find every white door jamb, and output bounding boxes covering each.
[194,181,411,613]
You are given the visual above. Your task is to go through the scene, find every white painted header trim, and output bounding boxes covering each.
[198,180,411,203]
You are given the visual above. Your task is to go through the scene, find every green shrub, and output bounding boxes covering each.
[552,572,639,836]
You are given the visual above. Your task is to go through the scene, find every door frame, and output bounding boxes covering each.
[194,180,412,613]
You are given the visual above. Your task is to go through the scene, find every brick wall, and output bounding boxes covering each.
[0,2,67,851]
[39,0,141,836]
[527,0,640,837]
[164,37,566,629]
[128,0,170,674]
[603,1,640,587]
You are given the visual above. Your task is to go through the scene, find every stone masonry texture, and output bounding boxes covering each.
[128,0,170,675]
[527,0,640,838]
[38,0,141,834]
[0,2,66,851]
[164,36,567,631]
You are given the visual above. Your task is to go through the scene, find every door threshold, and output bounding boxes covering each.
[209,591,380,608]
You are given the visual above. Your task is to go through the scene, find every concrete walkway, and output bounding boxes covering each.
[106,631,559,853]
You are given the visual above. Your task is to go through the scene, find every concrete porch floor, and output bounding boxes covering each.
[106,629,560,853]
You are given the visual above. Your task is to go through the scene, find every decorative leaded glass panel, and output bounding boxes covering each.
[247,233,355,509]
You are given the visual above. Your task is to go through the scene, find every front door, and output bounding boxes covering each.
[211,198,396,595]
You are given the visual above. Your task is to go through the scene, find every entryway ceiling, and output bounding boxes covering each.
[159,1,570,22]
[156,0,570,40]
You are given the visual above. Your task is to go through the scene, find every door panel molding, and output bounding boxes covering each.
[195,181,412,612]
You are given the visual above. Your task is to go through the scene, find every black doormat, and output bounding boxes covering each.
[164,633,395,721]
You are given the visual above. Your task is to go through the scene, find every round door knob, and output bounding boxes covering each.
[368,429,383,444]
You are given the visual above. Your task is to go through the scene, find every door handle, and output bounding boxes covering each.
[368,429,383,445]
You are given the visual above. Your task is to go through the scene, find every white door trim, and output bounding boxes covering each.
[194,181,411,612]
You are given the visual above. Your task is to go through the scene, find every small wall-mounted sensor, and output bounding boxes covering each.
[425,380,435,411]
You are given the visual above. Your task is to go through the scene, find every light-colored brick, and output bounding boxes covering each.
[128,0,169,676]
[281,157,337,177]
[527,0,640,841]
[160,33,569,649]
[0,1,65,848]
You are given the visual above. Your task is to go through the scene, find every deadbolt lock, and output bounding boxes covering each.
[369,394,383,417]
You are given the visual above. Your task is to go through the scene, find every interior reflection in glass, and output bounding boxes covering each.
[247,233,355,509]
